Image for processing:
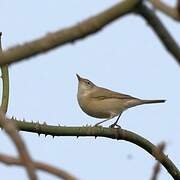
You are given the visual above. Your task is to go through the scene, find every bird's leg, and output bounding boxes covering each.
[94,118,112,127]
[109,113,122,128]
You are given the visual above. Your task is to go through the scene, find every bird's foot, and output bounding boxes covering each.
[94,123,103,127]
[109,123,121,129]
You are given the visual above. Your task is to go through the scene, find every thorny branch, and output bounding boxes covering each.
[0,0,179,65]
[0,0,141,65]
[0,33,9,113]
[0,1,179,179]
[0,32,37,180]
[0,119,179,180]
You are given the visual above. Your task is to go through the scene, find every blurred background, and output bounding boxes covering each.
[0,0,179,179]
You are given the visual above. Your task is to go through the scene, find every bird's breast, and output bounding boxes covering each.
[77,95,125,119]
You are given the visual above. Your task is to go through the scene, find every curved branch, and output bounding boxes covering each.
[0,33,10,113]
[136,4,180,64]
[2,119,179,180]
[0,154,77,180]
[0,0,141,65]
[0,112,37,180]
[149,0,180,21]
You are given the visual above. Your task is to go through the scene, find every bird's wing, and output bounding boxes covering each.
[90,87,138,100]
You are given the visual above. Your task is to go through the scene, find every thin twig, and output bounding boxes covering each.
[0,33,9,113]
[0,111,37,180]
[151,142,166,180]
[149,0,180,21]
[136,4,180,64]
[0,154,77,180]
[178,0,180,14]
[1,119,179,180]
[0,0,141,65]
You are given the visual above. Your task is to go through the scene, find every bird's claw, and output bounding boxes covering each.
[94,124,103,127]
[109,123,121,129]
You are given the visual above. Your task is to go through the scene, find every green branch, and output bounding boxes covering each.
[0,33,9,113]
[4,118,180,180]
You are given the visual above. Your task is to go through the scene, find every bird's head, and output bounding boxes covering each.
[76,74,95,94]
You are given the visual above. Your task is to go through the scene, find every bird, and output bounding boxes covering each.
[76,74,165,128]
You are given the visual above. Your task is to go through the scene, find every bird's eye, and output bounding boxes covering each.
[84,79,93,86]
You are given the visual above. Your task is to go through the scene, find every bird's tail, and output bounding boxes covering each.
[141,99,166,104]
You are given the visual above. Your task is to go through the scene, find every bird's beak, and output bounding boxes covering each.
[76,74,81,81]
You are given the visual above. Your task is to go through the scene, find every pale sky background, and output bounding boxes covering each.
[0,0,179,180]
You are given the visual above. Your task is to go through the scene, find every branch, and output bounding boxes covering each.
[151,142,166,180]
[0,33,9,113]
[0,0,141,65]
[2,119,179,180]
[0,111,37,180]
[178,0,180,14]
[136,4,180,64]
[149,0,180,21]
[0,1,179,65]
[0,154,77,180]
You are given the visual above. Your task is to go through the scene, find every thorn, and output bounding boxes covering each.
[43,122,47,126]
[52,135,55,138]
[77,136,79,138]
[38,133,41,136]
[44,134,47,137]
[95,136,97,139]
[46,32,52,36]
